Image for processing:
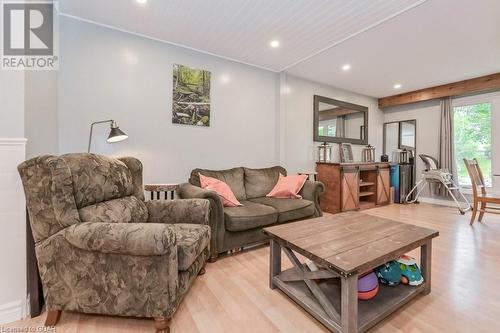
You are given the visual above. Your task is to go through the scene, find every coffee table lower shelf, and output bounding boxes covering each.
[273,270,428,333]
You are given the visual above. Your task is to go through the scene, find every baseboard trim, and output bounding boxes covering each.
[0,138,27,146]
[0,300,25,324]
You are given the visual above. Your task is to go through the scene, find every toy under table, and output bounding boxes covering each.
[264,212,439,333]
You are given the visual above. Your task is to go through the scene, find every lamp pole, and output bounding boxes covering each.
[87,119,114,153]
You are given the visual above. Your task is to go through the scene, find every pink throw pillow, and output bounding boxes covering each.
[199,174,242,207]
[267,174,308,199]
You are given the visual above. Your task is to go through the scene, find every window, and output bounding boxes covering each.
[327,125,335,136]
[318,120,336,137]
[454,102,492,186]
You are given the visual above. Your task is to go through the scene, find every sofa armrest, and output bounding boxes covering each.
[64,222,176,256]
[146,199,210,225]
[299,180,325,217]
[177,183,224,258]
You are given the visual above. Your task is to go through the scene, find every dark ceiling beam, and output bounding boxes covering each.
[378,72,500,109]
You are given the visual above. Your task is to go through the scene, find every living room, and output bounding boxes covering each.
[1,0,499,332]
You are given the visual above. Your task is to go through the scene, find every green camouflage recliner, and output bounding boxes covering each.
[18,153,210,333]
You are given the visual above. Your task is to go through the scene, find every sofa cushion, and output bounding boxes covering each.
[224,201,278,232]
[61,153,134,208]
[267,174,308,199]
[64,222,175,256]
[174,223,211,271]
[190,167,247,201]
[78,196,148,223]
[248,197,315,223]
[199,174,242,207]
[244,166,287,199]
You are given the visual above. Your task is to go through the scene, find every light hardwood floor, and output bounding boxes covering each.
[5,203,500,333]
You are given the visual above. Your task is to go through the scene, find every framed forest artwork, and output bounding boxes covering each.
[172,64,211,126]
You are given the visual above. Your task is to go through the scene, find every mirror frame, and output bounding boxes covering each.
[313,95,368,145]
[383,119,417,154]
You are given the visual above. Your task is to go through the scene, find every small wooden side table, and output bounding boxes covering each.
[145,183,179,200]
[299,171,318,181]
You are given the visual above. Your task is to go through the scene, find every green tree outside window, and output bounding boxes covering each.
[454,103,492,186]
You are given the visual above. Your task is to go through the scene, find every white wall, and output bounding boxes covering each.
[384,99,441,187]
[58,17,279,184]
[0,72,25,137]
[25,71,59,158]
[0,72,27,323]
[280,73,384,174]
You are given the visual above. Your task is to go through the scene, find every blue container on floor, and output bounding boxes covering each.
[390,164,400,203]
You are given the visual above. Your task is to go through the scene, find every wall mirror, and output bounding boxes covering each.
[383,119,416,155]
[313,95,368,145]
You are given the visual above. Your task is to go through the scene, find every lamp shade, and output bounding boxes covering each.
[107,126,128,143]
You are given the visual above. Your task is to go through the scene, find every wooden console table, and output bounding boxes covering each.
[145,183,179,200]
[316,162,391,214]
[264,212,439,333]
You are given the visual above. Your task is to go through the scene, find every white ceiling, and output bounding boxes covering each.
[287,0,500,97]
[59,0,500,98]
[59,0,423,71]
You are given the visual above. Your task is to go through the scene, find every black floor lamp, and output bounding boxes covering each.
[87,119,128,152]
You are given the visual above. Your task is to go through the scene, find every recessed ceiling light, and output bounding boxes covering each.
[342,64,351,71]
[136,0,147,4]
[270,40,280,48]
[393,84,402,89]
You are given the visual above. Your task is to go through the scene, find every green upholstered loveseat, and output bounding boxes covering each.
[178,166,324,261]
[18,153,210,333]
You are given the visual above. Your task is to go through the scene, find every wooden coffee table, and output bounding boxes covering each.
[263,212,439,333]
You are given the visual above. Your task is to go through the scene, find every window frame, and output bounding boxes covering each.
[452,93,498,190]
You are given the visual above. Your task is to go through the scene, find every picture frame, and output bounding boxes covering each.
[172,64,211,126]
[340,143,354,163]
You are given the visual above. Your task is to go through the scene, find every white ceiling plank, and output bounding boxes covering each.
[280,0,428,71]
[286,0,500,97]
[59,0,423,72]
[59,0,500,97]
